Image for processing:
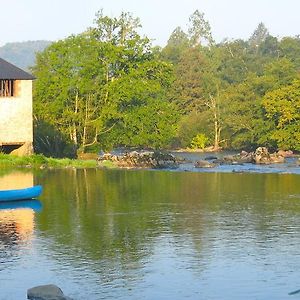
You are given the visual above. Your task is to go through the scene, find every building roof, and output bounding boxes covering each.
[0,58,35,80]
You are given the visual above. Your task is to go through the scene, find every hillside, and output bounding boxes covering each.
[0,40,52,71]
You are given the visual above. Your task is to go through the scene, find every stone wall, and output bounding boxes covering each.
[0,80,33,145]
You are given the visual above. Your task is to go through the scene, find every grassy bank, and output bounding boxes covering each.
[0,153,99,169]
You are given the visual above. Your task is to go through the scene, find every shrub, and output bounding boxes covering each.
[190,133,209,150]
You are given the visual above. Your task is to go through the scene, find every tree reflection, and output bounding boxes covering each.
[35,169,300,284]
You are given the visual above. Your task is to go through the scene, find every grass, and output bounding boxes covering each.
[0,153,99,169]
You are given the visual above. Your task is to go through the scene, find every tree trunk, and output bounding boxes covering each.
[71,91,79,146]
[209,93,221,150]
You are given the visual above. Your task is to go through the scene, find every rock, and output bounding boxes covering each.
[204,155,218,160]
[27,284,73,300]
[270,153,285,163]
[98,150,178,169]
[10,142,33,156]
[237,151,254,163]
[195,160,217,168]
[216,154,247,165]
[254,147,285,164]
[277,149,293,157]
[254,147,271,164]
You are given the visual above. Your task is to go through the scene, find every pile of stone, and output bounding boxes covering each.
[195,147,293,168]
[98,150,178,169]
[222,147,289,165]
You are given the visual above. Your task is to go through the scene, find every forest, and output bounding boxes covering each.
[32,10,300,157]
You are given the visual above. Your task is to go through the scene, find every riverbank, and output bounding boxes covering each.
[1,149,300,174]
[0,153,98,169]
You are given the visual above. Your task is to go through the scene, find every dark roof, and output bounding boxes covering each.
[0,58,35,80]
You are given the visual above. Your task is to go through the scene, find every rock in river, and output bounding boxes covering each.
[27,284,73,300]
[98,150,178,169]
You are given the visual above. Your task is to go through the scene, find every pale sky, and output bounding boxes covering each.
[1,0,300,47]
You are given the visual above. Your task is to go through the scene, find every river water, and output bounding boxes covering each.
[1,156,300,299]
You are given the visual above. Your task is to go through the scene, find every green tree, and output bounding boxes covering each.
[249,22,269,49]
[279,37,300,69]
[33,11,178,155]
[262,80,300,150]
[161,27,190,64]
[188,10,214,47]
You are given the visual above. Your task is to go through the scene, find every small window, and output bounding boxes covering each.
[0,79,14,97]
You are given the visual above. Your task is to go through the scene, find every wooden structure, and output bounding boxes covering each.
[0,58,35,155]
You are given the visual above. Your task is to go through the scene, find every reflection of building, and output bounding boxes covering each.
[0,58,35,155]
[0,208,34,244]
[0,171,33,190]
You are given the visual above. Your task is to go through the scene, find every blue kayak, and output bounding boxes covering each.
[0,185,43,202]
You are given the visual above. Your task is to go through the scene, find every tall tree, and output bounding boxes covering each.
[33,11,178,154]
[249,22,269,48]
[161,27,190,64]
[188,10,214,47]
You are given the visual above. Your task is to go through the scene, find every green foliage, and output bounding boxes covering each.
[34,120,76,158]
[160,27,190,64]
[28,9,300,154]
[188,10,214,47]
[33,11,178,155]
[262,80,300,150]
[177,111,211,147]
[190,133,209,149]
[0,153,97,168]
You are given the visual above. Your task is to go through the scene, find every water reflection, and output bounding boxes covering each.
[28,169,300,299]
[2,168,300,299]
[0,202,42,265]
[0,170,34,190]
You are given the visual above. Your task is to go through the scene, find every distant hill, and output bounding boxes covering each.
[0,40,52,71]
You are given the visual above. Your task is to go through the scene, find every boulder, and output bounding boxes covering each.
[204,155,218,161]
[195,160,217,168]
[270,153,285,163]
[254,147,270,164]
[27,284,73,300]
[10,142,33,156]
[216,153,250,165]
[254,147,285,164]
[277,149,293,157]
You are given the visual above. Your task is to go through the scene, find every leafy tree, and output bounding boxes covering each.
[249,22,269,49]
[262,80,300,150]
[279,36,300,69]
[33,11,178,155]
[161,27,190,64]
[188,10,214,47]
[217,39,250,84]
[33,34,105,150]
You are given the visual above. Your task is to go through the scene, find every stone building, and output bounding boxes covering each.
[0,58,35,155]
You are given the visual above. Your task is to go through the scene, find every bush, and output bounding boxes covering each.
[190,133,209,150]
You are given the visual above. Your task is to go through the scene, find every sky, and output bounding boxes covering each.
[1,0,300,47]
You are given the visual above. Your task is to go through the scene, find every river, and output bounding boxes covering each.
[1,159,300,299]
